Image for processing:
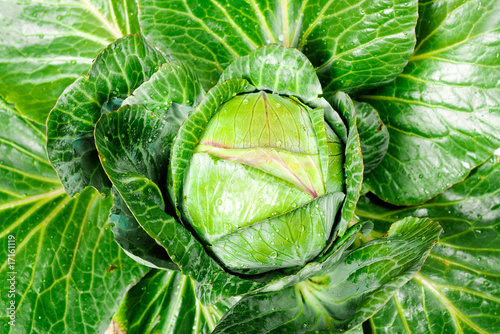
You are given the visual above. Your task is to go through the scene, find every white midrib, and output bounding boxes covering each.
[81,0,122,39]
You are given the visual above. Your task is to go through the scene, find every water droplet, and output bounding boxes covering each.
[269,251,277,258]
[216,199,223,205]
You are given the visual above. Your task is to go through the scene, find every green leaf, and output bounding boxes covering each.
[0,98,60,201]
[0,0,140,124]
[213,217,441,333]
[109,187,179,271]
[357,156,500,333]
[259,222,367,294]
[299,0,418,94]
[123,60,205,110]
[46,34,170,196]
[95,104,188,268]
[139,0,418,92]
[360,0,500,205]
[95,104,264,305]
[324,92,363,241]
[209,192,345,275]
[0,104,147,333]
[168,78,255,213]
[114,269,231,334]
[354,101,389,176]
[219,44,322,103]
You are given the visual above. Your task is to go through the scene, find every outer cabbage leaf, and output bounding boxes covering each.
[212,217,441,333]
[354,101,389,176]
[139,0,417,93]
[46,34,170,196]
[324,92,363,243]
[357,156,500,333]
[360,0,500,205]
[0,0,140,124]
[95,101,191,272]
[113,269,232,334]
[218,44,322,103]
[109,186,179,270]
[0,102,147,333]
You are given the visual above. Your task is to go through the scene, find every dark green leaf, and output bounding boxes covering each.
[0,0,140,124]
[139,0,418,92]
[46,34,170,196]
[354,101,389,176]
[357,156,500,333]
[114,269,231,334]
[213,217,441,333]
[95,104,264,305]
[123,60,205,110]
[299,0,418,94]
[95,104,189,269]
[0,104,147,333]
[109,187,179,270]
[360,0,500,205]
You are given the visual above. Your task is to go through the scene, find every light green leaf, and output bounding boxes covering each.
[0,0,140,124]
[218,44,322,103]
[46,34,170,196]
[0,103,147,333]
[258,222,367,294]
[0,99,60,201]
[357,157,500,333]
[168,79,255,213]
[139,0,417,92]
[209,192,345,275]
[114,269,231,334]
[360,0,500,205]
[354,101,389,176]
[212,217,441,333]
